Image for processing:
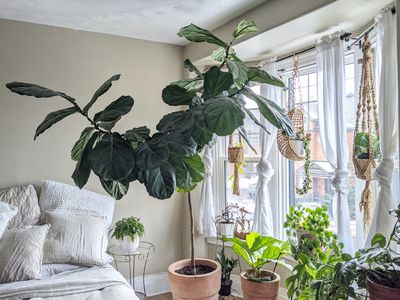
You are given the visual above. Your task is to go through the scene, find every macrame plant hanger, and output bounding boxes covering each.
[353,34,380,230]
[228,133,244,196]
[277,55,312,195]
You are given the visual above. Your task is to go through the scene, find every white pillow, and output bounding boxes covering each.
[39,180,115,263]
[42,212,107,266]
[0,225,50,283]
[40,263,82,278]
[0,202,17,239]
[0,184,40,229]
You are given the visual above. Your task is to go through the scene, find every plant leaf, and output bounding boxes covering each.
[125,126,150,143]
[100,179,129,200]
[88,133,135,181]
[233,19,258,39]
[158,132,197,156]
[178,23,228,48]
[227,60,249,86]
[242,106,271,134]
[71,132,98,188]
[238,126,257,154]
[371,233,386,248]
[183,59,202,77]
[83,74,121,113]
[143,162,176,199]
[203,96,245,136]
[170,154,204,192]
[71,127,96,161]
[204,66,234,99]
[35,107,79,140]
[6,82,76,103]
[94,95,134,123]
[136,137,169,170]
[162,84,195,106]
[247,67,285,87]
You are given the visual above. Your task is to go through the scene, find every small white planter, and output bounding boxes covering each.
[120,234,140,254]
[218,222,235,237]
[290,139,304,155]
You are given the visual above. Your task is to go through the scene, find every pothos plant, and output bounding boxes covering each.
[6,19,293,272]
[294,127,312,196]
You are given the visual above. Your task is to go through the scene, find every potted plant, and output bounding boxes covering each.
[215,203,238,238]
[224,232,291,300]
[111,217,144,253]
[6,18,293,300]
[289,126,305,155]
[354,132,381,159]
[284,205,348,299]
[215,242,239,296]
[234,206,252,240]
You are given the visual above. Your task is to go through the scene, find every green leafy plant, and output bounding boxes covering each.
[216,244,239,283]
[215,203,239,224]
[112,217,145,241]
[354,132,381,159]
[284,205,348,299]
[293,128,312,196]
[223,232,291,282]
[6,19,293,272]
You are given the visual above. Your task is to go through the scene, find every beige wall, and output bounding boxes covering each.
[0,19,186,276]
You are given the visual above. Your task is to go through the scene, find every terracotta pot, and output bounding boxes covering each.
[168,258,221,300]
[240,270,280,300]
[367,277,400,300]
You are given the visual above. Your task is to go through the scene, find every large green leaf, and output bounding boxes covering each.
[94,95,134,123]
[204,67,234,99]
[170,154,204,192]
[34,106,79,140]
[100,179,129,200]
[88,133,135,181]
[156,110,193,133]
[162,85,195,106]
[71,132,98,188]
[71,127,96,161]
[233,19,258,39]
[183,59,202,77]
[143,162,176,199]
[226,60,249,85]
[178,23,228,48]
[159,132,197,156]
[171,77,203,92]
[203,96,245,136]
[83,74,121,113]
[242,106,271,134]
[125,126,150,143]
[247,67,285,87]
[211,47,236,62]
[242,87,293,136]
[136,137,169,170]
[6,82,76,103]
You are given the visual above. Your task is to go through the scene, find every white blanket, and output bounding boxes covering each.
[0,265,138,300]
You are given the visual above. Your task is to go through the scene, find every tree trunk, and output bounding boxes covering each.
[188,191,196,272]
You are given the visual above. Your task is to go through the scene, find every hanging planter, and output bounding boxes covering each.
[352,34,380,230]
[228,133,244,196]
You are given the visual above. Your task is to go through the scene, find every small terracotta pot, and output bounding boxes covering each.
[168,258,221,300]
[367,277,400,300]
[241,270,280,300]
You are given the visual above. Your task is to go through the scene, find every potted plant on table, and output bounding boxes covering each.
[112,217,144,253]
[215,242,239,296]
[6,18,293,300]
[215,203,238,238]
[224,232,292,300]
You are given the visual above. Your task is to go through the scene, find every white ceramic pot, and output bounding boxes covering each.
[290,139,304,155]
[218,222,235,237]
[120,234,139,253]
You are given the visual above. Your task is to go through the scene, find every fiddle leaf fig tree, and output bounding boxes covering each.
[6,18,292,201]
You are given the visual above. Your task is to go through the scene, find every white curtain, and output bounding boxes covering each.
[316,34,354,254]
[366,5,398,246]
[197,145,217,237]
[252,59,279,236]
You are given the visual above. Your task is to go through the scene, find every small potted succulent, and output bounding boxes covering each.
[354,132,381,159]
[215,203,239,237]
[215,242,239,296]
[224,232,291,300]
[112,217,144,253]
[234,206,252,240]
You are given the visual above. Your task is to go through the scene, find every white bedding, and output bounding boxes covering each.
[0,265,138,300]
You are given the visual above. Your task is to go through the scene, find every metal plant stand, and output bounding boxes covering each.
[108,241,155,299]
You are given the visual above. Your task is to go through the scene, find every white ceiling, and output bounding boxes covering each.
[0,0,266,45]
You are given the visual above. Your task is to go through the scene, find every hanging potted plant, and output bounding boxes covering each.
[111,217,144,253]
[234,206,252,240]
[354,132,381,160]
[215,203,238,238]
[215,242,239,296]
[289,126,305,155]
[224,232,291,300]
[6,18,293,300]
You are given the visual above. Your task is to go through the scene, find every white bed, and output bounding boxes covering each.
[0,264,139,300]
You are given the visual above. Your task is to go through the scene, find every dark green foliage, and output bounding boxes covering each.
[216,246,239,283]
[6,18,293,200]
[112,216,144,241]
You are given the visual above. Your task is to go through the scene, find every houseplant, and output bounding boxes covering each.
[6,18,293,300]
[234,206,252,240]
[215,203,238,237]
[284,205,348,299]
[354,132,381,159]
[111,217,144,253]
[224,232,291,300]
[215,242,239,296]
